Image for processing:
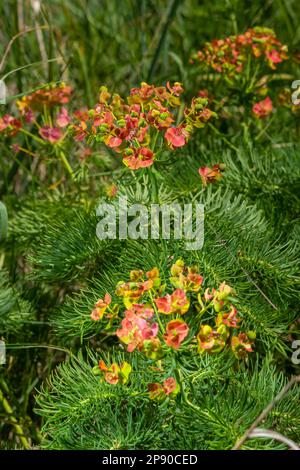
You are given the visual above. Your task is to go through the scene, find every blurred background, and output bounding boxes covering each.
[1,0,300,103]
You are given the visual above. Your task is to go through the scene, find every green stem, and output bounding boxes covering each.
[148,165,159,203]
[198,300,214,318]
[19,127,46,145]
[174,368,201,412]
[59,149,75,180]
[149,290,165,333]
[208,123,239,153]
[0,380,31,450]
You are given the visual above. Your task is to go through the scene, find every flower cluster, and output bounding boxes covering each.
[148,377,179,400]
[252,96,273,118]
[71,82,216,169]
[91,259,255,398]
[199,163,225,186]
[0,83,72,145]
[93,360,132,385]
[17,83,72,113]
[192,27,288,77]
[0,114,21,137]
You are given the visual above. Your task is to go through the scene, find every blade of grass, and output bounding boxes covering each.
[147,0,181,82]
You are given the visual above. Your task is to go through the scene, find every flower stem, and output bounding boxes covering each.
[0,381,31,449]
[19,127,46,145]
[174,367,201,412]
[208,123,239,152]
[148,165,159,203]
[149,290,165,333]
[59,149,76,180]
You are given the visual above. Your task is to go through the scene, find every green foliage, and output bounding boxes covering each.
[0,270,34,335]
[36,353,300,450]
[0,0,300,451]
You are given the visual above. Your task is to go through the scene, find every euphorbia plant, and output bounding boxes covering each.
[91,259,255,406]
[190,27,289,131]
[0,82,75,179]
[71,81,216,170]
[0,81,216,191]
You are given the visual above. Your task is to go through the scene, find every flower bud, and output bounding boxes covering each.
[160,112,169,119]
[92,365,101,376]
[247,330,256,340]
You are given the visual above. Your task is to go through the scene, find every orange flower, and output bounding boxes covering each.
[163,319,189,350]
[90,293,112,321]
[155,289,190,315]
[39,126,62,143]
[148,377,179,400]
[231,332,255,359]
[252,96,273,118]
[199,164,224,186]
[164,126,189,148]
[216,305,241,328]
[197,324,229,354]
[98,360,131,385]
[123,147,154,170]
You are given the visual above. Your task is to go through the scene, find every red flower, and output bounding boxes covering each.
[216,305,241,328]
[231,332,255,358]
[197,324,228,354]
[163,319,189,350]
[73,121,88,141]
[39,126,62,143]
[25,109,34,124]
[123,147,154,170]
[252,96,273,118]
[155,288,190,315]
[148,377,179,400]
[90,293,112,321]
[0,114,21,136]
[266,49,283,67]
[155,294,172,314]
[166,81,184,96]
[116,307,158,352]
[56,107,71,127]
[199,164,224,186]
[107,136,123,148]
[164,126,189,148]
[98,360,131,385]
[163,377,178,395]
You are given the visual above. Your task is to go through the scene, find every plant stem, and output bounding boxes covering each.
[59,149,75,180]
[0,380,30,449]
[208,123,239,152]
[148,165,159,203]
[149,290,165,333]
[19,127,46,145]
[174,367,200,412]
